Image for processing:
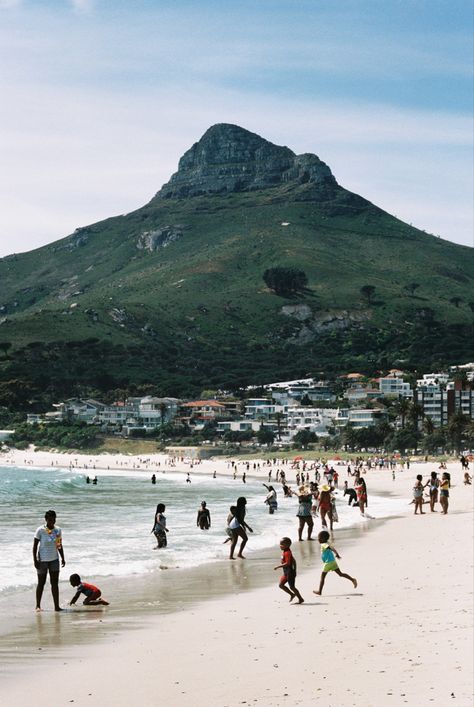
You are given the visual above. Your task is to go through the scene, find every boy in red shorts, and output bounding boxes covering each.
[69,574,109,606]
[274,537,304,604]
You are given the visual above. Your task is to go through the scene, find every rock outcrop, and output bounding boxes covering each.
[136,226,184,252]
[156,123,336,199]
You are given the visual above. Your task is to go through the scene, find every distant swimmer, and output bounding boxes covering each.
[151,474,156,485]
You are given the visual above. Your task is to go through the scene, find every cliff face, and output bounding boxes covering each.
[156,123,336,199]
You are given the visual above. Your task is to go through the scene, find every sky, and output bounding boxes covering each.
[0,0,472,257]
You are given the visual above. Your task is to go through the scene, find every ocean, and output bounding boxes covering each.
[0,463,408,598]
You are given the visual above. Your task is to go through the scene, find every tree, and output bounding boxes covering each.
[257,427,275,446]
[293,429,317,448]
[274,411,284,440]
[404,283,420,297]
[394,397,411,428]
[422,416,435,436]
[446,411,470,452]
[450,296,462,308]
[360,285,376,304]
[263,267,308,296]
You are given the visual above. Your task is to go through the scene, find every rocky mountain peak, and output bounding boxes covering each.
[156,123,336,199]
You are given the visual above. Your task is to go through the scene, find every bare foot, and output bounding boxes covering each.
[352,579,358,589]
[229,557,235,560]
[54,607,63,612]
[237,554,246,559]
[35,607,43,612]
[289,593,296,602]
[297,597,304,604]
[313,590,322,595]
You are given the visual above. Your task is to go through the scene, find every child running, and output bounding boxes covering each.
[274,537,304,604]
[69,574,109,606]
[313,530,357,595]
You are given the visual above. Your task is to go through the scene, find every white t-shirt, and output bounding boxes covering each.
[35,526,62,561]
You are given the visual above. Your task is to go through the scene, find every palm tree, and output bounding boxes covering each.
[408,401,424,429]
[394,397,411,428]
[423,416,435,436]
[274,411,284,441]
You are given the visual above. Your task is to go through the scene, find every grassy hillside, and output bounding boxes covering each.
[0,179,473,404]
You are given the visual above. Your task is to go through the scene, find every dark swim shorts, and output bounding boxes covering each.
[37,559,60,575]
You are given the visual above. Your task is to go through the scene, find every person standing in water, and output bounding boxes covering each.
[229,497,253,560]
[197,501,211,530]
[33,509,65,612]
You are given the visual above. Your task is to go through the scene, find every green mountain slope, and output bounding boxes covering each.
[0,124,472,403]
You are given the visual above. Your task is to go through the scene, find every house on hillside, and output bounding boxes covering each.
[178,400,227,427]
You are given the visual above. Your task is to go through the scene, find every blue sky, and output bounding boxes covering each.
[0,0,472,256]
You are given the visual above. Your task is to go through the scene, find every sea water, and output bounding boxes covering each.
[0,464,408,597]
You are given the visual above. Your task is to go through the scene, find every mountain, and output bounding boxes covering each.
[0,123,473,405]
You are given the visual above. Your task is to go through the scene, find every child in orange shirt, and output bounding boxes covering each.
[274,537,304,604]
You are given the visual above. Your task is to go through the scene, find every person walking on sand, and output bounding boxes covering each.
[33,509,65,612]
[152,503,169,548]
[274,537,304,604]
[313,530,357,595]
[229,497,253,560]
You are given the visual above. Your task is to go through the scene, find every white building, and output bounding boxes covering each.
[244,399,287,420]
[379,377,413,398]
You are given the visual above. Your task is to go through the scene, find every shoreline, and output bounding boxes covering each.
[1,452,472,706]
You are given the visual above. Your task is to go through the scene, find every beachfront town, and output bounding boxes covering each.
[16,363,474,451]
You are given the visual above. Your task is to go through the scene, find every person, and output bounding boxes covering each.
[33,509,65,612]
[463,471,472,485]
[355,477,368,516]
[318,485,333,531]
[197,501,211,530]
[92,476,98,485]
[425,471,439,512]
[313,530,357,596]
[439,472,450,514]
[152,503,168,548]
[229,497,253,560]
[274,537,304,604]
[242,472,246,484]
[86,476,90,484]
[69,574,109,606]
[213,470,217,479]
[186,473,191,483]
[296,485,314,541]
[151,473,156,485]
[263,484,278,514]
[343,481,358,506]
[413,474,425,514]
[223,505,238,544]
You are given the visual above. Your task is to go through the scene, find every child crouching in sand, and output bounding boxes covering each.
[274,537,304,604]
[313,530,357,595]
[69,574,109,606]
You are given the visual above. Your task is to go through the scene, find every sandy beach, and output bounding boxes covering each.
[0,451,472,707]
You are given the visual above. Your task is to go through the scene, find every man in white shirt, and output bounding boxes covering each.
[33,509,66,611]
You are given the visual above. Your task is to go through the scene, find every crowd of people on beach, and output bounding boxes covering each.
[30,453,469,612]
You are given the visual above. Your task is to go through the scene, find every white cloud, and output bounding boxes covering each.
[69,0,93,13]
[0,0,22,8]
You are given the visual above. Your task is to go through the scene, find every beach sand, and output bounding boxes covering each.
[0,452,472,706]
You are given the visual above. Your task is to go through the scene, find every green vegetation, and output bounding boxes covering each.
[0,176,472,404]
[11,422,100,450]
[263,267,308,295]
